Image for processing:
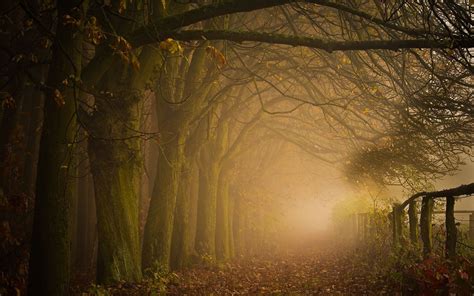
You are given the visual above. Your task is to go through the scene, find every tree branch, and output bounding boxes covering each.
[168,30,474,52]
[129,0,292,46]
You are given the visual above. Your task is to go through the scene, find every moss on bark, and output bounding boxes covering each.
[142,132,185,271]
[195,161,220,259]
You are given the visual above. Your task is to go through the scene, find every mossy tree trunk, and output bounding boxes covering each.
[195,160,220,259]
[28,1,87,294]
[228,187,236,258]
[142,33,219,271]
[79,0,165,278]
[233,194,243,257]
[142,125,185,271]
[85,89,144,283]
[215,165,232,261]
[170,157,196,270]
[195,117,229,260]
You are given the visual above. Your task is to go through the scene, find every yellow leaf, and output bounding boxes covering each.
[159,38,183,54]
[340,55,351,65]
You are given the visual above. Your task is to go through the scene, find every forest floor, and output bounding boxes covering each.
[79,240,400,295]
[166,246,398,295]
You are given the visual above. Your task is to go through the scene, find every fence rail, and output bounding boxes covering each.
[344,183,474,258]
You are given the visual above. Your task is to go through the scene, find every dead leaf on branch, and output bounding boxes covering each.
[206,45,226,67]
[53,89,65,107]
[118,0,128,14]
[159,38,183,54]
[62,14,80,27]
[109,36,140,70]
[85,16,105,45]
[1,93,15,109]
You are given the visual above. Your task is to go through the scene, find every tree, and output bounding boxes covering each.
[28,0,88,294]
[2,0,472,289]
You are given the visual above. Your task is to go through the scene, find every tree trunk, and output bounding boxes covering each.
[233,194,242,257]
[215,169,231,261]
[73,136,97,275]
[27,1,85,293]
[84,90,144,283]
[228,190,235,258]
[195,160,220,260]
[142,131,185,271]
[170,159,195,270]
[88,136,142,283]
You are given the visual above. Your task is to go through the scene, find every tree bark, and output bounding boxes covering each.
[84,90,144,283]
[215,167,231,261]
[170,158,195,270]
[28,1,86,293]
[195,159,220,260]
[233,194,242,257]
[142,130,185,271]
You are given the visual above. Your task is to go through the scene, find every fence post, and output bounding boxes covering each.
[408,201,418,245]
[420,196,434,257]
[445,196,456,259]
[392,204,402,247]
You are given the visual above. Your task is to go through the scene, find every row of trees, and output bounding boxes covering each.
[0,0,472,295]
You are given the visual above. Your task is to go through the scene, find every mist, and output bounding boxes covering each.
[1,0,473,295]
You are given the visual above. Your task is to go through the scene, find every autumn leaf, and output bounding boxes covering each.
[39,37,52,49]
[159,38,183,54]
[118,0,127,14]
[1,93,15,109]
[85,16,105,45]
[340,55,351,65]
[206,45,226,67]
[62,14,80,27]
[109,36,140,70]
[53,89,65,107]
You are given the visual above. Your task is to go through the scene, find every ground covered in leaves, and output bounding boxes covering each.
[78,241,400,295]
[166,248,397,295]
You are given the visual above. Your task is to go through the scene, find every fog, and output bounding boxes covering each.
[1,0,473,294]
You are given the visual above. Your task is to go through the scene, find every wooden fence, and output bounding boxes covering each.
[345,183,474,258]
[392,183,474,258]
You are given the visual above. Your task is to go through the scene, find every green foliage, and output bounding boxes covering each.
[87,284,110,296]
[331,194,372,224]
[350,206,474,294]
[143,261,181,293]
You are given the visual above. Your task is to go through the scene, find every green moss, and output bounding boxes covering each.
[195,162,220,259]
[142,133,185,271]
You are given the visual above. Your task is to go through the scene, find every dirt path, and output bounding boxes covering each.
[75,242,399,295]
[167,245,397,295]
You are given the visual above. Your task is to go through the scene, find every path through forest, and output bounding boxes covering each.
[84,240,398,295]
[169,245,396,295]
